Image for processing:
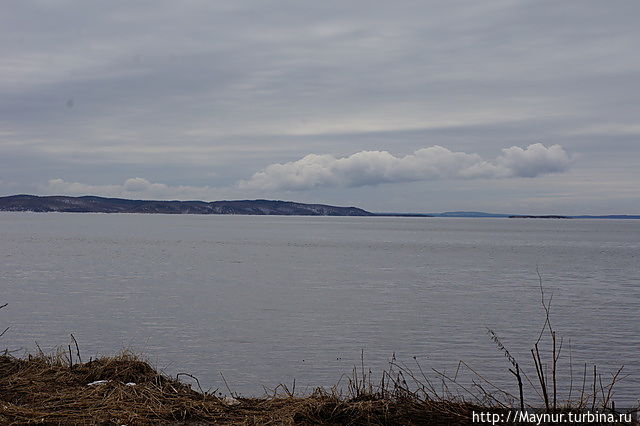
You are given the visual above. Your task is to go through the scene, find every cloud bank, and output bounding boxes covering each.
[43,178,223,201]
[239,144,571,191]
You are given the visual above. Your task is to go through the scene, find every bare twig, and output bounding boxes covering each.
[580,362,587,409]
[591,365,597,412]
[532,344,550,412]
[535,266,553,344]
[431,367,485,406]
[603,366,624,409]
[70,334,82,364]
[176,372,204,396]
[219,372,235,397]
[568,340,574,404]
[552,331,557,411]
[509,363,525,412]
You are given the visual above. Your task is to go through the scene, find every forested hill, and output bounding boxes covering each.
[0,195,375,216]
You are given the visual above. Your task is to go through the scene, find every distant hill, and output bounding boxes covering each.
[0,195,374,216]
[1,195,638,218]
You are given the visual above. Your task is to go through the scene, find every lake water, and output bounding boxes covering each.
[1,213,638,405]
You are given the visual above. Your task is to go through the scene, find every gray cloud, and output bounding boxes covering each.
[1,1,639,213]
[44,177,226,201]
[240,143,570,190]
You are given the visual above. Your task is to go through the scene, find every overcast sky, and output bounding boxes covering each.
[1,1,639,214]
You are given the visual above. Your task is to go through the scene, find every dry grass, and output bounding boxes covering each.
[0,350,493,425]
[3,351,634,425]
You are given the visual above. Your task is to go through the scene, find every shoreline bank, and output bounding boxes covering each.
[1,351,637,425]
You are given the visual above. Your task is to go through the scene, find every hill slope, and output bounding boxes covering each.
[0,195,374,216]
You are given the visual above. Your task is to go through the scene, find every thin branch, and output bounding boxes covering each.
[70,333,82,363]
[177,372,205,396]
[220,372,235,398]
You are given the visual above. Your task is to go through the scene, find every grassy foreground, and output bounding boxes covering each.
[0,351,493,425]
[1,351,637,425]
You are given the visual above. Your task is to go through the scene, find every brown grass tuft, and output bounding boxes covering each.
[0,351,495,425]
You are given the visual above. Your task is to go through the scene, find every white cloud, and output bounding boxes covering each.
[495,144,571,178]
[239,143,571,191]
[45,178,121,195]
[122,177,165,192]
[43,177,224,201]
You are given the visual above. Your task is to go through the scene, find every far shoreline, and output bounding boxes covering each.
[0,194,638,219]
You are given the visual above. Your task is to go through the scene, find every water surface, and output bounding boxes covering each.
[1,213,638,404]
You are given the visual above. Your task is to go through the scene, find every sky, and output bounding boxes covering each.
[1,1,639,214]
